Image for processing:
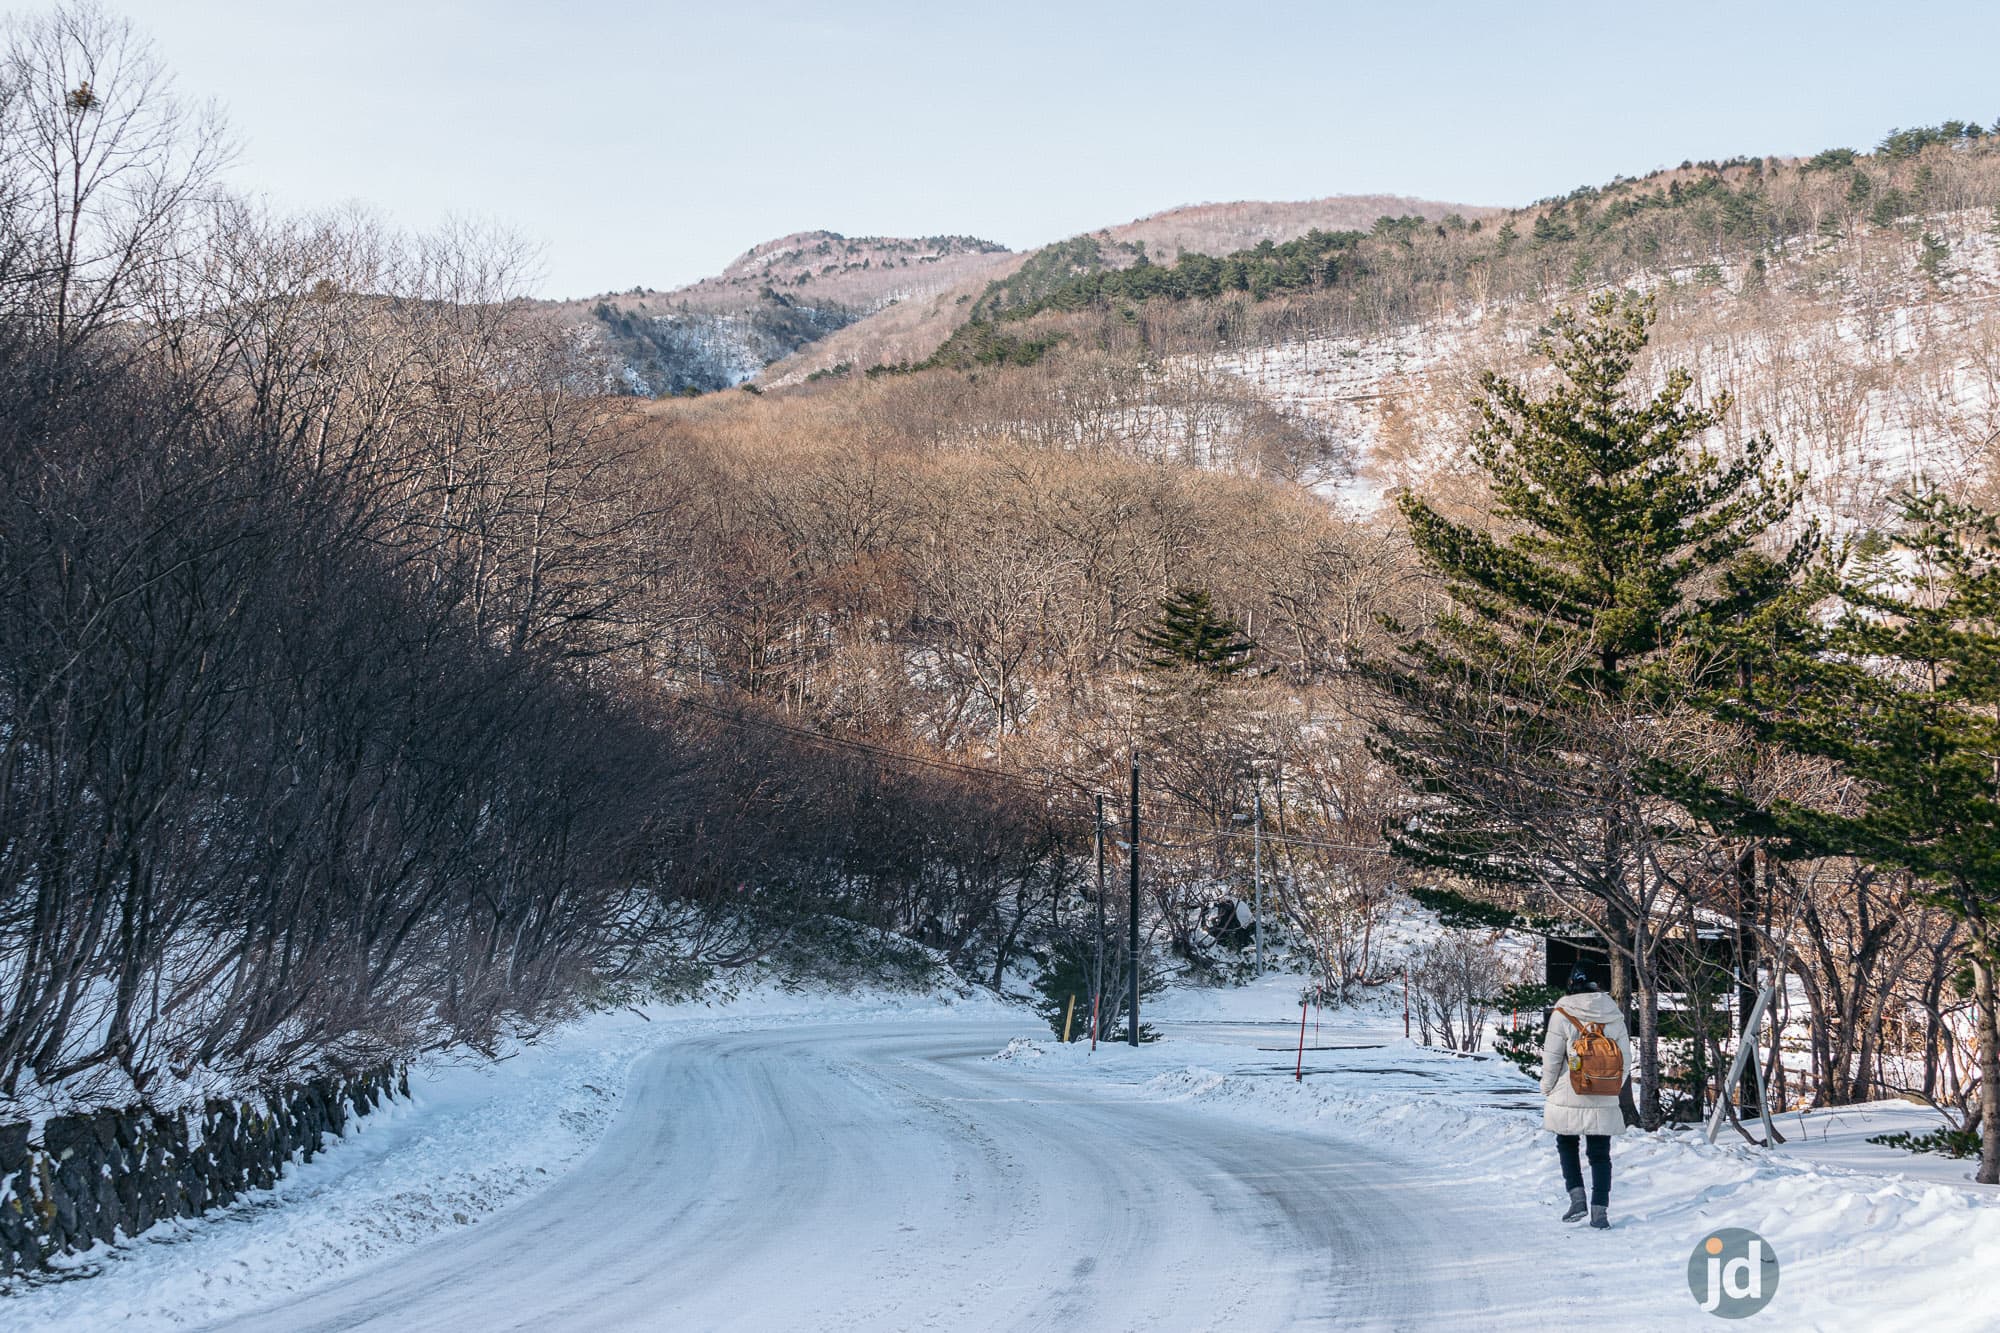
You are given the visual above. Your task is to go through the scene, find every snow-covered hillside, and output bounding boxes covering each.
[584,295,857,395]
[546,231,1015,396]
[1206,210,2000,532]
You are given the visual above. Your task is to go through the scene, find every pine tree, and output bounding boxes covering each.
[1134,586,1255,676]
[1690,490,2000,1181]
[1397,292,1800,693]
[1368,292,1803,1128]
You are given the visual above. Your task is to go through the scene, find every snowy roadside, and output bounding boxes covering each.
[999,975,2000,1333]
[1,979,1015,1333]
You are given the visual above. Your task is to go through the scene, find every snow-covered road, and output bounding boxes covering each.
[202,1019,1513,1332]
[20,980,1991,1331]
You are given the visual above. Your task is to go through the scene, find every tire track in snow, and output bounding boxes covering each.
[198,1020,1501,1332]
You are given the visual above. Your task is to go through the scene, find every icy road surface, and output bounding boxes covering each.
[203,1019,1510,1332]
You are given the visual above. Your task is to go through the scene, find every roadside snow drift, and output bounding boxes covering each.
[0,984,1007,1333]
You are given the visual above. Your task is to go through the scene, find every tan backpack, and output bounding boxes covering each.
[1553,1006,1625,1096]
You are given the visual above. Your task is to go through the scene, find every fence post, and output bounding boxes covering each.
[1295,1000,1309,1081]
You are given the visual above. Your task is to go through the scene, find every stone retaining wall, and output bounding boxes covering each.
[0,1066,405,1274]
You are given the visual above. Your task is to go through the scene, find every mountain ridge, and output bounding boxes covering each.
[556,195,1491,395]
[759,194,1494,387]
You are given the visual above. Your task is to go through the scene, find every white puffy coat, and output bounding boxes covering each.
[1539,990,1632,1137]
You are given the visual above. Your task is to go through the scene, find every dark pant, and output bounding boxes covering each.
[1556,1133,1611,1206]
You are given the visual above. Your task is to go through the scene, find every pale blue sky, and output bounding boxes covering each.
[118,1,2000,299]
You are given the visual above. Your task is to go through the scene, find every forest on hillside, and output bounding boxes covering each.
[5,2,2000,1189]
[921,121,2000,370]
[0,5,1072,1114]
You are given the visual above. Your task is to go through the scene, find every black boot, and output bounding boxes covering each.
[1561,1188,1587,1223]
[1589,1205,1610,1230]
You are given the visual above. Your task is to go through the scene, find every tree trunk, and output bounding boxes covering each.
[1607,903,1630,1006]
[1637,982,1663,1128]
[1734,842,1761,1113]
[1974,949,2000,1186]
[1632,908,1663,1128]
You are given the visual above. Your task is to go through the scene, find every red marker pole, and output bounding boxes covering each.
[1295,1000,1309,1081]
[1403,966,1411,1040]
[1089,994,1101,1052]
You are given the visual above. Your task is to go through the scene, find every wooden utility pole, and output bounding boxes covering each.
[1093,795,1106,1045]
[1129,754,1141,1046]
[1252,784,1264,975]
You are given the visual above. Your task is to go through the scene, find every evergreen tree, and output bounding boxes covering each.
[1397,292,1799,692]
[1031,928,1159,1043]
[1368,292,1802,1127]
[1686,490,2000,1181]
[1135,586,1255,676]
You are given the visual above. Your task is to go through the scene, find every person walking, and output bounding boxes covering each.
[1540,964,1632,1230]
